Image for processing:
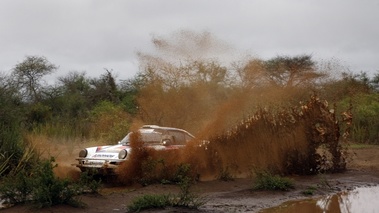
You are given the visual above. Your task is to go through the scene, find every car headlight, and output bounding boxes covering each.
[79,149,87,158]
[118,149,128,159]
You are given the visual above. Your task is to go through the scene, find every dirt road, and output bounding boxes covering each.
[3,146,379,213]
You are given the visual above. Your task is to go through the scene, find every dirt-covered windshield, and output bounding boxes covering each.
[119,129,163,145]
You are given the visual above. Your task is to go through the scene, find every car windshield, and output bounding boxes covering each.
[119,129,163,145]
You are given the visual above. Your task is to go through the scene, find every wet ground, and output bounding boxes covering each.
[259,185,379,213]
[2,147,379,213]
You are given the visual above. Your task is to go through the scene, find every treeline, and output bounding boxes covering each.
[1,54,378,142]
[1,32,379,177]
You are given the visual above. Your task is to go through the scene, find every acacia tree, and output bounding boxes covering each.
[263,55,325,88]
[235,55,327,90]
[12,56,57,103]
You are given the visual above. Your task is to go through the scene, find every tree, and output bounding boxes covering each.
[264,55,325,88]
[12,56,57,103]
[234,58,269,89]
[54,71,91,119]
[321,72,373,102]
[88,69,120,105]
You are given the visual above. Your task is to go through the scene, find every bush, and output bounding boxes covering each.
[127,194,171,212]
[302,186,317,195]
[171,177,206,209]
[217,166,235,181]
[127,171,207,212]
[88,101,131,143]
[0,157,100,208]
[338,93,379,144]
[253,170,294,191]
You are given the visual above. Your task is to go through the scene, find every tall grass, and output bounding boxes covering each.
[0,121,38,177]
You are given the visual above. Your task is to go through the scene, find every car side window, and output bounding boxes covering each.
[168,130,186,145]
[184,133,194,142]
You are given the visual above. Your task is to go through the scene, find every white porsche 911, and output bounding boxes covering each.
[73,125,195,175]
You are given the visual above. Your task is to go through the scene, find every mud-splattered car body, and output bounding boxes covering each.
[73,125,195,175]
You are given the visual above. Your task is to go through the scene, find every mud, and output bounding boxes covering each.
[2,146,379,213]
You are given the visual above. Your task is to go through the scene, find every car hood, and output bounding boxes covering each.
[86,144,130,160]
[94,144,130,153]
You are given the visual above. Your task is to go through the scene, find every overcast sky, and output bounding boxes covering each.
[1,0,378,83]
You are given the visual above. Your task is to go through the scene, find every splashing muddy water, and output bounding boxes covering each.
[115,95,351,184]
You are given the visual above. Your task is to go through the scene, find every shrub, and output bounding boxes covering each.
[302,186,317,195]
[127,172,207,212]
[338,93,379,144]
[171,177,207,209]
[217,166,235,181]
[127,194,171,212]
[0,170,34,204]
[88,101,131,143]
[253,170,294,191]
[0,157,101,208]
[76,170,102,194]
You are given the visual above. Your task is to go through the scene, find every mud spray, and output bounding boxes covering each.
[115,31,352,184]
[27,134,82,181]
[116,95,351,184]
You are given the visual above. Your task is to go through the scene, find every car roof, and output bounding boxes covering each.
[141,125,195,138]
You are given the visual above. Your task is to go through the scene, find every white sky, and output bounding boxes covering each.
[1,0,378,83]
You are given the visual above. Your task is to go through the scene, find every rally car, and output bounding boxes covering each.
[73,125,195,174]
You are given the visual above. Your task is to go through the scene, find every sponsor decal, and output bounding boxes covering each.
[93,154,115,158]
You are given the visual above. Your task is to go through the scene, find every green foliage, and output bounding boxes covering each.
[26,102,52,126]
[0,81,31,176]
[173,163,193,183]
[31,159,77,208]
[88,70,120,104]
[338,93,379,144]
[127,194,172,212]
[0,170,33,204]
[302,186,317,195]
[253,170,294,191]
[12,55,57,103]
[89,100,131,142]
[76,170,102,194]
[127,174,206,212]
[0,125,24,176]
[0,157,101,208]
[171,175,206,209]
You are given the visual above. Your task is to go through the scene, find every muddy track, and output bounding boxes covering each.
[3,147,379,213]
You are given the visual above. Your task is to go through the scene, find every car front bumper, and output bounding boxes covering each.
[73,157,125,174]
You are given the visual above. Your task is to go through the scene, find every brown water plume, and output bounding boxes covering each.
[116,95,351,184]
[115,31,350,184]
[192,95,351,179]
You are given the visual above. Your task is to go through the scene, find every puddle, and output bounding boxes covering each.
[260,185,379,213]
